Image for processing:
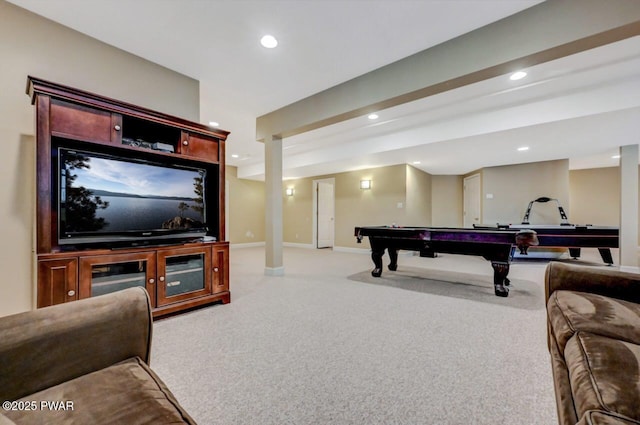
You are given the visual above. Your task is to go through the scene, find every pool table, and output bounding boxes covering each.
[354,226,539,297]
[474,224,619,264]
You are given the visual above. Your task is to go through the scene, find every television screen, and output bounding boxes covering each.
[58,148,209,245]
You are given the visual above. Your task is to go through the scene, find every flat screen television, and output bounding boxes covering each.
[57,147,214,247]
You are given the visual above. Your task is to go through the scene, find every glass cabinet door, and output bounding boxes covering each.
[79,252,156,301]
[164,254,205,296]
[157,246,212,306]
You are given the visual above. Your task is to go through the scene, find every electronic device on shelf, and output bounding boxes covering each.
[57,147,217,248]
[122,137,175,153]
[152,142,174,152]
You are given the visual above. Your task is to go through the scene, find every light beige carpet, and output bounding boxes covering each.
[151,246,574,425]
[347,266,543,310]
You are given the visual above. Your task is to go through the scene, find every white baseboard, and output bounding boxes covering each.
[332,246,371,254]
[283,242,315,249]
[264,266,285,276]
[332,246,416,258]
[231,242,431,258]
[230,242,265,249]
[230,242,317,249]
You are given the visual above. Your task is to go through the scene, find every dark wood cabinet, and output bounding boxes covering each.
[50,99,122,144]
[180,131,219,161]
[37,258,78,306]
[28,77,231,318]
[212,243,230,294]
[38,243,229,318]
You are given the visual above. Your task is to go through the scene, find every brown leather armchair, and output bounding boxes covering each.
[546,262,640,425]
[0,287,196,424]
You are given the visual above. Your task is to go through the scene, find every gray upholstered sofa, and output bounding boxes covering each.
[0,287,196,424]
[546,261,640,425]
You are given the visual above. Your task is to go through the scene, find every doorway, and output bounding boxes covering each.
[313,178,335,248]
[463,173,481,228]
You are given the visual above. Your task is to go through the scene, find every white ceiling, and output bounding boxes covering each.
[9,0,640,180]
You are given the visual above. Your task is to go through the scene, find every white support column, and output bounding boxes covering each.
[619,144,639,267]
[264,135,284,275]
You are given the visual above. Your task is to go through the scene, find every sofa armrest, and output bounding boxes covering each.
[0,414,17,425]
[545,262,640,304]
[579,410,640,424]
[0,287,153,402]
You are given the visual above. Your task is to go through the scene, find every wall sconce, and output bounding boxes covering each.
[285,187,295,196]
[360,180,371,190]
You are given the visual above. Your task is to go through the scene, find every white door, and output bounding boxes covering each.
[463,174,481,228]
[317,181,335,248]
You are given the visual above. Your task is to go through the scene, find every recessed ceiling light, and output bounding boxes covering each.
[260,35,278,48]
[517,146,529,151]
[510,71,527,81]
[367,113,379,120]
[612,154,621,159]
[231,154,239,158]
[209,121,220,127]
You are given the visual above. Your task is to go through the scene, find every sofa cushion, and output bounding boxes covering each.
[4,357,196,424]
[548,290,640,354]
[577,410,640,425]
[0,415,17,425]
[565,332,640,422]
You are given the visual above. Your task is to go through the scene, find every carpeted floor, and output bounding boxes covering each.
[150,246,615,424]
[347,266,543,310]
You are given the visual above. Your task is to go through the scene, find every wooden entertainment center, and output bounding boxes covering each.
[28,77,230,318]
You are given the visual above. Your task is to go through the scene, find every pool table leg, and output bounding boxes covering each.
[569,247,581,259]
[387,247,398,271]
[598,248,614,265]
[491,261,510,297]
[370,244,386,277]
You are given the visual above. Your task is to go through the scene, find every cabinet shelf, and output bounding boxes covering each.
[121,115,181,151]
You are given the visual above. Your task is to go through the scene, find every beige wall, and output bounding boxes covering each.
[277,165,410,249]
[569,167,620,226]
[282,178,313,245]
[431,175,463,227]
[405,165,432,226]
[278,165,438,249]
[335,165,408,248]
[0,1,200,316]
[227,167,266,244]
[569,165,640,243]
[481,160,570,225]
